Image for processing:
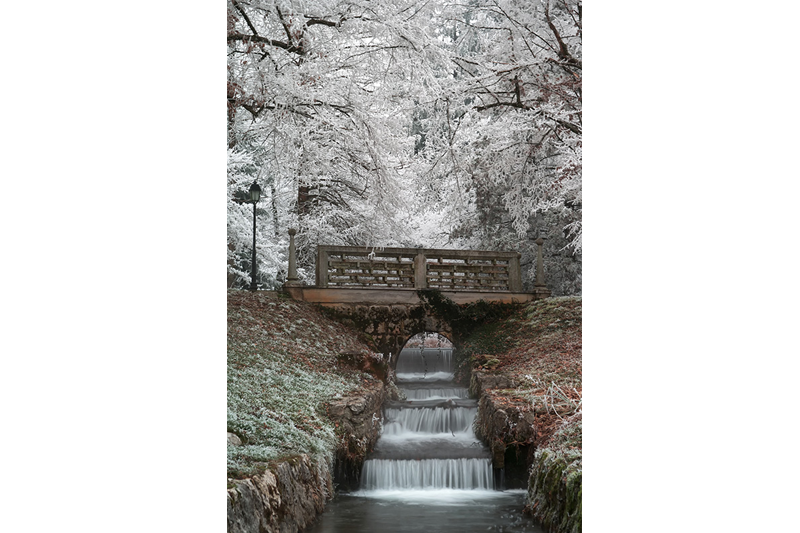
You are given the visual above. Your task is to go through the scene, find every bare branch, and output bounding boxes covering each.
[555,119,581,135]
[545,2,581,68]
[227,32,302,54]
[231,0,259,37]
[306,18,340,28]
[476,101,529,112]
[275,6,296,47]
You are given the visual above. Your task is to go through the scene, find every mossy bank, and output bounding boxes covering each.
[459,296,582,533]
[227,290,386,532]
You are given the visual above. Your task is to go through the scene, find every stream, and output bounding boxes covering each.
[308,347,543,533]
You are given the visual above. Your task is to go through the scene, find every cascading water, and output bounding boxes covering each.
[360,347,494,491]
[308,344,543,532]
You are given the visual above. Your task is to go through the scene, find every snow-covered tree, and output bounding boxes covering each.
[409,0,582,293]
[227,0,452,286]
[227,0,582,294]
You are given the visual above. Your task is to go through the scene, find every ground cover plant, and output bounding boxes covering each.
[227,290,378,478]
[461,295,582,473]
[458,296,581,530]
[462,296,581,442]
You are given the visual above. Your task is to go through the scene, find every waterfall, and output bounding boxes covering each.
[359,347,493,492]
[402,387,470,400]
[361,458,494,490]
[382,406,478,434]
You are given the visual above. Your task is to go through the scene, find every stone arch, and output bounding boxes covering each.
[384,318,454,370]
[397,330,455,351]
[309,301,454,370]
[393,331,456,376]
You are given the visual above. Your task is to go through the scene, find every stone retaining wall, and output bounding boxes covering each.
[470,371,536,487]
[227,381,386,532]
[326,380,386,489]
[471,370,581,532]
[227,455,331,533]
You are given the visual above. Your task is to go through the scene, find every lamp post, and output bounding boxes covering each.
[249,181,262,291]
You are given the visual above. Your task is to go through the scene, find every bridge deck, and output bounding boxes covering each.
[284,286,536,305]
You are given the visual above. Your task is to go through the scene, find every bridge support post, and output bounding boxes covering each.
[285,228,302,287]
[509,252,523,292]
[414,249,427,289]
[533,238,551,299]
[316,246,329,288]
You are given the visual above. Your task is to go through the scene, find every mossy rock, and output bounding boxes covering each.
[527,448,582,533]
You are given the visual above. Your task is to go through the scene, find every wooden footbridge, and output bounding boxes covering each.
[281,233,551,360]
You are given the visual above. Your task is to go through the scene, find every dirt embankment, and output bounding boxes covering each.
[459,296,582,532]
[227,290,388,532]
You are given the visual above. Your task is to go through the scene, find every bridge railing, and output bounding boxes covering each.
[315,246,522,292]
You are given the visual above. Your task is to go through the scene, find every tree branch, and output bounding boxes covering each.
[227,32,302,54]
[476,101,529,112]
[231,0,259,37]
[555,119,581,135]
[306,17,342,28]
[545,3,581,68]
[275,6,296,46]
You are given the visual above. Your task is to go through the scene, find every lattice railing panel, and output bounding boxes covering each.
[316,246,523,292]
[325,250,417,288]
[425,256,511,290]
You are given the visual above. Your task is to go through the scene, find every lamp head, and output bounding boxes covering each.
[249,181,262,203]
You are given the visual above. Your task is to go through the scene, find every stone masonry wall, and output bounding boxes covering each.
[471,370,581,531]
[227,381,386,532]
[319,303,452,366]
[525,448,582,533]
[326,380,386,489]
[227,455,332,533]
[470,371,536,487]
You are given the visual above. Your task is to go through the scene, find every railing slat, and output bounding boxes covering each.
[317,245,522,292]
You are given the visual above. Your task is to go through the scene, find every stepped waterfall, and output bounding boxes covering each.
[308,344,541,533]
[360,347,494,491]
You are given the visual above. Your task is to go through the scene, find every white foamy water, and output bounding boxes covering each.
[360,458,494,490]
[360,347,493,491]
[310,347,542,533]
[382,406,477,434]
[395,348,454,373]
[351,488,519,503]
[402,388,470,400]
[376,432,480,445]
[396,371,455,382]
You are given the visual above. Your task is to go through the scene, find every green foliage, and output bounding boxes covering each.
[549,418,582,452]
[416,289,461,322]
[416,289,522,381]
[523,296,582,330]
[227,359,352,477]
[527,445,582,533]
[416,289,521,342]
[460,320,518,360]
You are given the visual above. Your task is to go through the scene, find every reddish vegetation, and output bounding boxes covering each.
[463,297,582,449]
[227,290,380,381]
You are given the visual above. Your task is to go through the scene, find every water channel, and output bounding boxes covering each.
[308,345,543,533]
